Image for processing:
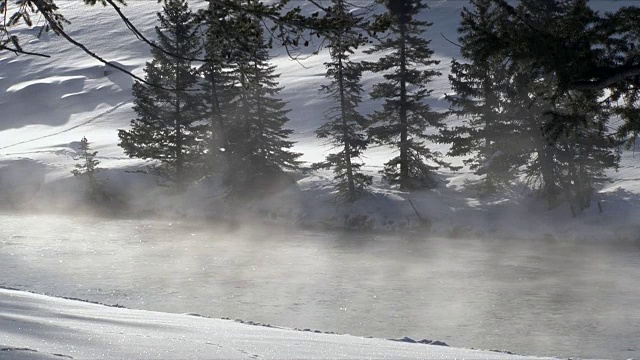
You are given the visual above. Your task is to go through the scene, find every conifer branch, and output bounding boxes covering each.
[570,65,640,91]
[492,0,640,91]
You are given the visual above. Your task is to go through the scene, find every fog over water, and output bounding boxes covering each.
[1,213,639,359]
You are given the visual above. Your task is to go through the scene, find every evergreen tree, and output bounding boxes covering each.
[507,66,564,207]
[199,0,237,175]
[523,87,617,215]
[442,0,524,193]
[441,0,618,213]
[224,8,300,195]
[71,136,103,202]
[118,0,205,190]
[365,0,451,190]
[313,0,372,202]
[605,9,640,146]
[508,0,618,214]
[614,94,640,154]
[448,0,640,142]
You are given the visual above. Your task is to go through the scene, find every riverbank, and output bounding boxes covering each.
[2,159,639,244]
[0,287,556,360]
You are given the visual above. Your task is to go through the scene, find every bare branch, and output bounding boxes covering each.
[32,0,188,91]
[440,32,461,48]
[493,0,548,38]
[307,0,330,14]
[0,43,50,57]
[104,0,208,62]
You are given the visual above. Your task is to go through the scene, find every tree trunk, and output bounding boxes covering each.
[207,68,227,171]
[399,20,409,190]
[175,35,184,189]
[482,68,494,191]
[253,57,265,171]
[206,1,227,172]
[337,50,356,201]
[540,143,556,209]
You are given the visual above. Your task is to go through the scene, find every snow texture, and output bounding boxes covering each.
[0,288,556,360]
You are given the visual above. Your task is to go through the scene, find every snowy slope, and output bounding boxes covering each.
[0,288,557,360]
[0,0,639,239]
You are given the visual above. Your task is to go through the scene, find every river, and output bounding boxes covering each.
[1,213,638,359]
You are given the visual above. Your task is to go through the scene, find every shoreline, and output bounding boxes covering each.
[0,287,558,360]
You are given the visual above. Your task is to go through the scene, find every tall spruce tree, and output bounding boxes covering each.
[224,8,300,195]
[118,0,204,190]
[313,0,372,202]
[442,0,524,193]
[366,0,450,190]
[200,1,237,175]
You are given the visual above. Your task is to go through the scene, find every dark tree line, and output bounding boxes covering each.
[117,0,449,202]
[6,0,640,215]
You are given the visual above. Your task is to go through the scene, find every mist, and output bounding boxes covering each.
[1,212,639,359]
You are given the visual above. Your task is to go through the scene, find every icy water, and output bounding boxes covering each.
[1,213,639,359]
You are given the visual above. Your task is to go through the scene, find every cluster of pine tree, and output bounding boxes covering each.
[117,0,451,203]
[314,0,453,201]
[114,0,624,215]
[118,0,300,198]
[440,0,620,216]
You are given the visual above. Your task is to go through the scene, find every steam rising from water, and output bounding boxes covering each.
[1,212,639,359]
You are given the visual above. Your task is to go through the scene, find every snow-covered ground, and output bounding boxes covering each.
[0,287,557,360]
[1,1,639,240]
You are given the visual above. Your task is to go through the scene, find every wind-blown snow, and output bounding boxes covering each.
[0,288,556,360]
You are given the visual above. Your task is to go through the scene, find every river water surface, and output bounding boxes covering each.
[1,213,639,359]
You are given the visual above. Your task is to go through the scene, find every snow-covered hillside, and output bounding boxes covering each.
[1,0,639,240]
[0,287,557,360]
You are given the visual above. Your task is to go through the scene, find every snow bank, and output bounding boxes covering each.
[0,288,556,360]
